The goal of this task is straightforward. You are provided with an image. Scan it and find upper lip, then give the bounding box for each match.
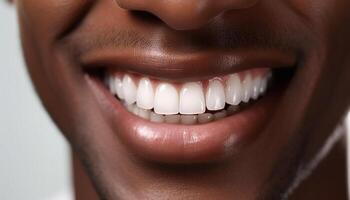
[80,47,297,81]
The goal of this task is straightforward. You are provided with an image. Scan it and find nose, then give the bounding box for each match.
[115,0,259,30]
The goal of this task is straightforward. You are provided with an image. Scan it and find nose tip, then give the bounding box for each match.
[116,0,259,30]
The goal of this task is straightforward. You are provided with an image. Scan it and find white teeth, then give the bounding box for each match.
[179,82,206,114]
[150,112,165,123]
[198,113,214,124]
[107,69,272,124]
[126,103,239,124]
[106,75,112,92]
[108,76,116,94]
[114,77,124,99]
[132,106,139,115]
[181,115,198,125]
[138,108,150,120]
[206,79,225,111]
[252,76,261,100]
[214,110,227,120]
[165,115,181,124]
[259,77,268,94]
[227,105,239,115]
[242,74,253,103]
[126,104,134,112]
[225,74,242,105]
[154,83,179,115]
[136,78,154,110]
[123,75,137,105]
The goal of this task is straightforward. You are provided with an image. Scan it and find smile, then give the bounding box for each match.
[105,69,271,125]
[85,49,296,163]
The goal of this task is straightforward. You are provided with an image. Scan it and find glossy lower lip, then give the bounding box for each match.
[87,74,284,164]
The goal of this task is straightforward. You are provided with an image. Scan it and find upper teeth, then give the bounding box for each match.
[107,69,271,115]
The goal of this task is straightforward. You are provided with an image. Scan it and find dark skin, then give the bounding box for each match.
[10,0,350,199]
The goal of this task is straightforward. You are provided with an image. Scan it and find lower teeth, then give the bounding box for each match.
[123,101,242,125]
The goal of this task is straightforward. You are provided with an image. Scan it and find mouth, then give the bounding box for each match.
[84,49,296,163]
[106,68,272,124]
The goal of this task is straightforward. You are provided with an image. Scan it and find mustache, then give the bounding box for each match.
[65,23,311,56]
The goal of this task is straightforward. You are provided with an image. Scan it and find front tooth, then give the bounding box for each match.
[181,115,198,125]
[206,79,225,111]
[242,74,253,103]
[136,78,154,110]
[114,77,124,99]
[154,83,179,115]
[179,82,205,114]
[123,75,137,105]
[225,74,242,105]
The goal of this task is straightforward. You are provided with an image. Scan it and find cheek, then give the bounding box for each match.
[16,0,95,95]
[288,0,350,36]
[16,0,92,42]
[15,0,97,137]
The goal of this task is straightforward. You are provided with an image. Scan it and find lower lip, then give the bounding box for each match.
[87,75,282,164]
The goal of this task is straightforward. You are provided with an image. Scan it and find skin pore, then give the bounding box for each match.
[12,0,350,199]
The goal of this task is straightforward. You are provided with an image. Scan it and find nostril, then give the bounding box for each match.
[115,0,260,30]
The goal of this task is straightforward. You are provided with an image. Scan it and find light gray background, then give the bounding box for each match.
[1,2,349,200]
[0,3,72,200]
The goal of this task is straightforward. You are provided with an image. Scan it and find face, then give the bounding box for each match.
[14,0,350,199]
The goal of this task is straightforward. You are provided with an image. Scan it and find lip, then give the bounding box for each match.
[81,48,296,81]
[83,49,296,163]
